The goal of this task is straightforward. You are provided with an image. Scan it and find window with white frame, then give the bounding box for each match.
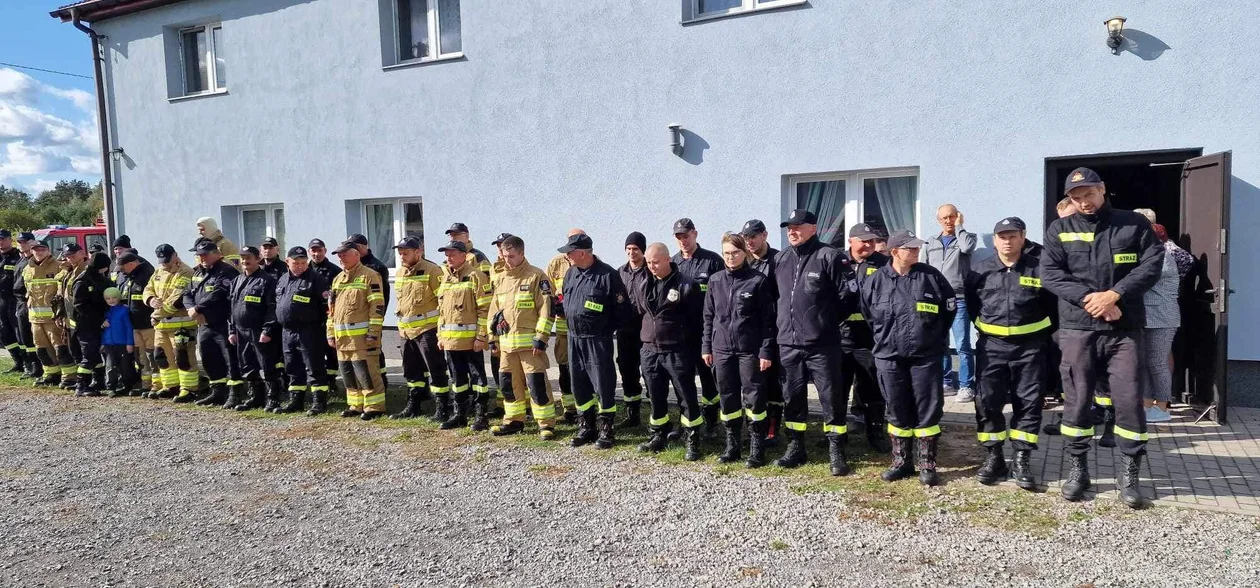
[360,199,424,269]
[395,0,462,63]
[687,0,804,21]
[179,23,225,95]
[787,168,919,247]
[239,204,285,250]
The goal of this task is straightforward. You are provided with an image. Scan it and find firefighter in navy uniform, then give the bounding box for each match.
[307,239,343,396]
[861,230,956,486]
[392,236,449,420]
[228,247,283,411]
[840,223,892,453]
[12,233,42,380]
[671,218,725,437]
[0,230,26,373]
[276,246,332,415]
[617,232,650,427]
[545,235,577,423]
[559,233,631,449]
[259,237,287,280]
[328,240,388,420]
[69,252,111,396]
[117,252,156,395]
[184,240,242,406]
[1042,167,1164,508]
[740,219,783,445]
[964,217,1057,490]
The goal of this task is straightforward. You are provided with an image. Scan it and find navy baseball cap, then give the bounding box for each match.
[239,246,261,258]
[490,232,513,246]
[61,243,83,254]
[261,237,278,247]
[557,233,594,253]
[0,229,10,239]
[154,244,176,261]
[190,240,219,254]
[848,223,879,241]
[333,239,360,254]
[394,236,421,250]
[347,233,369,246]
[1064,167,1104,195]
[993,217,1027,234]
[780,209,818,228]
[16,232,35,242]
[740,219,767,237]
[444,223,470,235]
[32,240,50,250]
[672,218,696,235]
[308,238,326,249]
[887,229,926,250]
[286,246,308,259]
[117,252,140,265]
[438,240,468,253]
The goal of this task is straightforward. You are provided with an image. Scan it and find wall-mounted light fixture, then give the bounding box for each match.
[1105,16,1126,54]
[108,147,125,162]
[668,123,683,156]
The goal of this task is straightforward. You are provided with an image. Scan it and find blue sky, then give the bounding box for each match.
[0,0,103,194]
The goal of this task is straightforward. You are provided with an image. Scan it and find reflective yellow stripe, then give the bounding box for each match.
[1060,424,1095,437]
[1059,232,1095,242]
[744,409,766,422]
[583,300,604,312]
[504,401,528,418]
[476,296,492,306]
[1094,395,1113,406]
[680,413,705,428]
[845,313,865,322]
[719,410,744,422]
[531,402,556,419]
[366,293,384,302]
[405,381,427,389]
[504,334,536,347]
[1019,276,1041,288]
[977,430,1008,442]
[649,415,670,426]
[533,317,550,332]
[1114,253,1137,264]
[333,282,367,290]
[130,294,145,301]
[784,420,807,432]
[1113,426,1149,442]
[598,405,618,414]
[574,398,597,413]
[914,425,941,437]
[1009,429,1039,444]
[700,395,720,406]
[293,294,310,303]
[244,295,261,303]
[823,424,848,435]
[974,317,1052,336]
[916,302,938,314]
[887,424,914,437]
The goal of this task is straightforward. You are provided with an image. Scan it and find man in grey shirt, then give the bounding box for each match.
[924,204,977,402]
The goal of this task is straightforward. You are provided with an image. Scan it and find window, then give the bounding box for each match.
[787,168,919,247]
[360,199,424,269]
[395,0,461,63]
[179,23,225,95]
[239,204,285,250]
[686,0,804,21]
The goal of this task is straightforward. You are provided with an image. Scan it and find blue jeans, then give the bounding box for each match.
[943,297,974,389]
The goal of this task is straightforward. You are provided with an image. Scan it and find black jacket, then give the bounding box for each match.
[361,251,392,305]
[229,269,278,337]
[12,255,30,312]
[672,247,724,294]
[261,257,287,281]
[860,263,957,359]
[964,253,1056,340]
[617,262,650,334]
[310,258,342,287]
[1041,203,1164,331]
[840,250,889,350]
[119,259,156,328]
[0,247,20,299]
[562,257,630,339]
[276,268,330,328]
[748,246,779,281]
[629,264,703,351]
[773,236,856,348]
[183,260,240,326]
[70,265,110,333]
[702,264,776,358]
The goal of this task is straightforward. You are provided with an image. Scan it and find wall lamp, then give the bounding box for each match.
[668,123,683,156]
[108,147,125,162]
[1105,16,1126,54]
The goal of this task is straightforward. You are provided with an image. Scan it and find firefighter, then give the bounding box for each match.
[671,218,725,436]
[228,247,283,411]
[327,240,388,420]
[12,232,42,380]
[276,246,332,415]
[435,239,492,430]
[348,234,391,386]
[701,233,777,467]
[740,219,783,446]
[487,232,513,414]
[486,235,556,439]
[631,243,705,460]
[308,238,342,395]
[196,217,241,267]
[860,230,956,486]
[110,235,131,284]
[1042,167,1164,508]
[117,252,157,395]
[142,245,198,398]
[545,230,580,423]
[0,229,25,373]
[617,231,649,427]
[840,223,893,453]
[964,217,1056,490]
[446,223,497,405]
[56,244,88,390]
[392,236,449,420]
[184,240,242,406]
[68,251,111,395]
[26,240,70,387]
[259,237,287,280]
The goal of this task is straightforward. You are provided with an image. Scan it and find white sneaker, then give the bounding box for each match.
[956,387,975,402]
[1146,405,1172,423]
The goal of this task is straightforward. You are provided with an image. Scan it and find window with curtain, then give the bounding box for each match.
[365,203,397,268]
[796,180,846,246]
[238,205,285,250]
[863,176,917,234]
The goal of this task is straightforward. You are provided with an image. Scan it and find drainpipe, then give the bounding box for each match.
[72,9,117,245]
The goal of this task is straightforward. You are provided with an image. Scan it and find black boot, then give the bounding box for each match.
[439,394,468,429]
[618,402,641,429]
[491,420,525,436]
[746,420,767,468]
[881,436,916,482]
[1117,453,1147,509]
[392,386,426,419]
[192,383,226,406]
[158,387,179,400]
[430,393,451,423]
[917,436,939,487]
[684,427,702,461]
[828,435,850,477]
[34,372,60,387]
[865,420,892,453]
[639,424,670,453]
[92,367,107,393]
[1011,449,1036,491]
[235,381,267,411]
[7,350,25,374]
[718,420,742,464]
[305,389,328,416]
[1061,454,1091,502]
[276,384,305,414]
[340,407,362,418]
[774,430,807,468]
[220,382,243,409]
[703,405,719,440]
[264,382,285,413]
[571,411,597,447]
[75,374,98,397]
[470,395,490,432]
[595,414,615,449]
[976,444,1009,485]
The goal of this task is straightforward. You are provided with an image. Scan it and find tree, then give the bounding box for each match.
[31,180,104,227]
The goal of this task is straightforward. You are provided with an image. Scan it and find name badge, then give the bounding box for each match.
[916,302,939,314]
[293,294,311,303]
[244,295,261,303]
[1114,253,1138,264]
[584,300,604,312]
[1019,276,1042,288]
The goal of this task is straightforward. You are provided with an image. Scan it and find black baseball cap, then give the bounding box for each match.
[780,209,818,228]
[348,233,369,246]
[112,235,131,248]
[61,243,83,254]
[740,219,767,237]
[438,240,468,253]
[16,232,35,242]
[32,240,50,250]
[240,246,261,258]
[308,238,326,249]
[333,239,360,254]
[394,236,421,250]
[490,232,513,246]
[1064,167,1104,195]
[993,217,1027,234]
[261,237,278,247]
[557,233,594,253]
[287,246,308,259]
[190,240,220,255]
[887,229,926,250]
[848,223,879,241]
[154,244,176,261]
[117,252,140,265]
[0,229,10,239]
[672,218,696,235]
[445,223,470,235]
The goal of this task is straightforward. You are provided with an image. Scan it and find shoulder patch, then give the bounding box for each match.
[946,298,957,311]
[539,280,552,294]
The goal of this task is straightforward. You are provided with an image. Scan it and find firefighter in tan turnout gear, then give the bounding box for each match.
[326,240,388,420]
[25,240,74,387]
[144,244,199,398]
[436,239,493,431]
[391,236,450,420]
[486,235,557,439]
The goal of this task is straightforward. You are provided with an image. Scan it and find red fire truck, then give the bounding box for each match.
[33,221,109,253]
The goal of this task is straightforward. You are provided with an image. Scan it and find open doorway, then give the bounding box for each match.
[1043,148,1202,235]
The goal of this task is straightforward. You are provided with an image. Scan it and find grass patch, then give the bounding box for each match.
[768,539,789,551]
[527,464,572,478]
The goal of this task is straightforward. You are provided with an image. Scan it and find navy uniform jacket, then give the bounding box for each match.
[840,250,889,350]
[964,253,1056,340]
[617,262,649,335]
[261,257,287,281]
[183,260,240,326]
[276,268,330,329]
[702,264,777,359]
[672,246,724,294]
[748,246,780,281]
[629,264,703,352]
[1041,203,1164,331]
[860,263,956,360]
[562,257,630,339]
[228,269,278,338]
[0,247,20,299]
[119,260,156,328]
[773,236,856,348]
[70,268,110,333]
[310,258,342,287]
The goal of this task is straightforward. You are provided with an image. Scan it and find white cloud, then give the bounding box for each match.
[29,179,60,194]
[0,67,100,184]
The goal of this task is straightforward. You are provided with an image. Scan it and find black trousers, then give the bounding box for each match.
[764,359,784,410]
[402,330,449,396]
[236,327,280,383]
[642,348,702,428]
[0,296,18,357]
[1058,329,1147,457]
[283,325,327,390]
[976,335,1046,450]
[103,344,136,390]
[616,329,643,403]
[197,323,239,384]
[15,305,35,358]
[840,346,885,426]
[324,343,339,382]
[75,328,102,380]
[446,349,488,402]
[713,351,766,424]
[781,345,847,436]
[569,335,617,413]
[688,341,719,409]
[875,355,944,438]
[67,327,83,367]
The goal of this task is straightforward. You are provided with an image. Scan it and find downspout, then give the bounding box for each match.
[72,9,117,245]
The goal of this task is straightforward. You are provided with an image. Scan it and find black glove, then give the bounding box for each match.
[532,338,547,351]
[492,311,509,336]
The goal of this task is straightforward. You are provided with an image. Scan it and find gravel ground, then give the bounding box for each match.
[3,389,1259,588]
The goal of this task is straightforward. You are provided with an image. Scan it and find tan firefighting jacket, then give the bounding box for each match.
[208,232,241,267]
[326,262,386,352]
[545,253,571,335]
[487,259,553,353]
[437,260,490,351]
[394,256,443,339]
[22,256,62,324]
[144,260,196,331]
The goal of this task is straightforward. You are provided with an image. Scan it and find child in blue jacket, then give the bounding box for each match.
[101,287,136,397]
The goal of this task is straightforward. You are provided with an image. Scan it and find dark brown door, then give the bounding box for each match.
[1179,151,1231,423]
